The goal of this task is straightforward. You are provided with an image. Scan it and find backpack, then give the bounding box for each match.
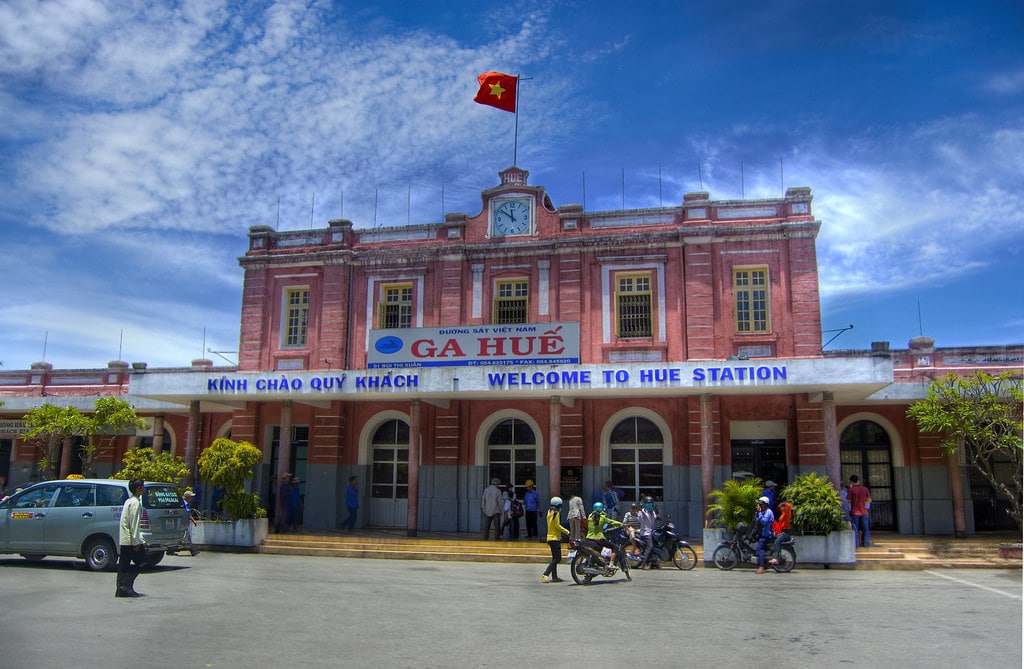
[509,498,524,518]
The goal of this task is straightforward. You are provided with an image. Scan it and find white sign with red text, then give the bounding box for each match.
[367,323,580,368]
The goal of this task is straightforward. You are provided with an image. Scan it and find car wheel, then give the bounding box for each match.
[84,537,117,572]
[143,552,165,569]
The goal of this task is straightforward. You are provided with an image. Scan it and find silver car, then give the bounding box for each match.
[0,478,188,571]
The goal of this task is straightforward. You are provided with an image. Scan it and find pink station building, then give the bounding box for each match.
[1,166,1020,536]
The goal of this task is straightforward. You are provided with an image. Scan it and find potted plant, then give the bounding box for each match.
[703,477,763,561]
[779,472,855,564]
[194,437,268,548]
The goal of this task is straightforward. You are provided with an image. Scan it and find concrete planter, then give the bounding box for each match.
[701,528,856,566]
[702,528,726,563]
[191,518,269,547]
[793,530,856,565]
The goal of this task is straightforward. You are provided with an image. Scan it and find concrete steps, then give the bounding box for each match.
[261,533,552,564]
[851,539,1022,571]
[259,531,1021,570]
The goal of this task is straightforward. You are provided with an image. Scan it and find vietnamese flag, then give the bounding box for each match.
[474,72,517,113]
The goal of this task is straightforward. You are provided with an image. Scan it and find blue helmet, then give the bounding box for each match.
[592,501,604,512]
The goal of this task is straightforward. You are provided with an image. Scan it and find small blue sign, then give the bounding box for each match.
[375,336,404,355]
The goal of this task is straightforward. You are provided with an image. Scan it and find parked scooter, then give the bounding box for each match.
[624,518,698,570]
[712,522,796,573]
[569,527,633,584]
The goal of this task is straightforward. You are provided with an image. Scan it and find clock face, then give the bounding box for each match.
[493,199,531,236]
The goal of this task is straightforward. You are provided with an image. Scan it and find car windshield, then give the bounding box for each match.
[143,485,183,510]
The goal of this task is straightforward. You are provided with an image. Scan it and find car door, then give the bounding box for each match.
[44,483,97,554]
[1,484,60,553]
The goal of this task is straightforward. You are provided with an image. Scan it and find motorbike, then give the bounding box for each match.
[624,518,698,570]
[568,527,633,584]
[712,522,796,573]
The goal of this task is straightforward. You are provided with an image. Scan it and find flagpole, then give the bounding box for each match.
[513,75,520,167]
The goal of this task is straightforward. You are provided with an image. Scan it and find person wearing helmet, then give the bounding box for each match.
[754,496,776,574]
[637,496,659,569]
[585,501,624,566]
[523,479,541,540]
[541,497,570,583]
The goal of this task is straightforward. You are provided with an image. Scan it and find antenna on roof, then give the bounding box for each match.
[118,329,124,361]
[582,171,587,212]
[917,300,924,336]
[740,161,745,199]
[821,324,855,351]
[373,189,379,229]
[275,197,280,230]
[310,192,315,229]
[407,184,411,226]
[340,187,344,218]
[780,158,785,195]
[441,181,445,221]
[621,168,625,209]
[697,162,703,191]
[42,331,48,362]
[659,166,663,207]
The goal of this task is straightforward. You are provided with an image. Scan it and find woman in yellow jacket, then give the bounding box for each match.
[541,496,570,583]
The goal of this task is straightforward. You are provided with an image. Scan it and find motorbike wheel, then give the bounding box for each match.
[673,545,698,571]
[771,546,796,573]
[712,544,739,571]
[570,553,594,585]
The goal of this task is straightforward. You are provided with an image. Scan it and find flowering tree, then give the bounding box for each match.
[22,398,145,479]
[908,371,1023,529]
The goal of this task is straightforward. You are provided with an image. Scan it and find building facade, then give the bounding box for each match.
[2,167,1020,535]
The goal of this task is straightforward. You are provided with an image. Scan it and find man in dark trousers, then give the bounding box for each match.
[847,475,872,547]
[116,479,147,598]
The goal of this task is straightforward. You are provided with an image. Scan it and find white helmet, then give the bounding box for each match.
[550,496,563,507]
[758,496,771,505]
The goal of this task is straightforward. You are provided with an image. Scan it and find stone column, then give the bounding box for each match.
[823,392,841,488]
[277,401,293,482]
[700,394,714,521]
[549,397,562,500]
[407,399,421,537]
[59,437,74,479]
[185,400,200,485]
[152,414,165,454]
[947,452,968,538]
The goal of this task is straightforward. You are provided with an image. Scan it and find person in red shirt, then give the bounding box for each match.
[769,500,793,565]
[847,475,872,547]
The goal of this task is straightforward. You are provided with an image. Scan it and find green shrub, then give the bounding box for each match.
[780,472,846,535]
[197,437,265,520]
[707,478,763,530]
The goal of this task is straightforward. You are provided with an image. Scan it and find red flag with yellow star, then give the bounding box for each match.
[474,72,517,113]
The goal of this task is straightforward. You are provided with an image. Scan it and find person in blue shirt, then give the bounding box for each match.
[181,489,200,556]
[343,476,359,532]
[523,479,541,540]
[754,496,776,574]
[761,480,778,514]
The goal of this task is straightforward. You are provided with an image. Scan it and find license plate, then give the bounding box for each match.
[164,518,178,530]
[568,550,576,559]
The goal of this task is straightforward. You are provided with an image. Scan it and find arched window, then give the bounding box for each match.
[610,416,664,503]
[840,420,894,531]
[487,418,536,493]
[372,419,409,499]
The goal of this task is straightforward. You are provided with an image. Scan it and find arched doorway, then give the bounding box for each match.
[840,420,895,531]
[368,418,410,528]
[609,415,665,504]
[486,418,537,498]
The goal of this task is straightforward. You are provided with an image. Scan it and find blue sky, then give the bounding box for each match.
[1,0,1021,369]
